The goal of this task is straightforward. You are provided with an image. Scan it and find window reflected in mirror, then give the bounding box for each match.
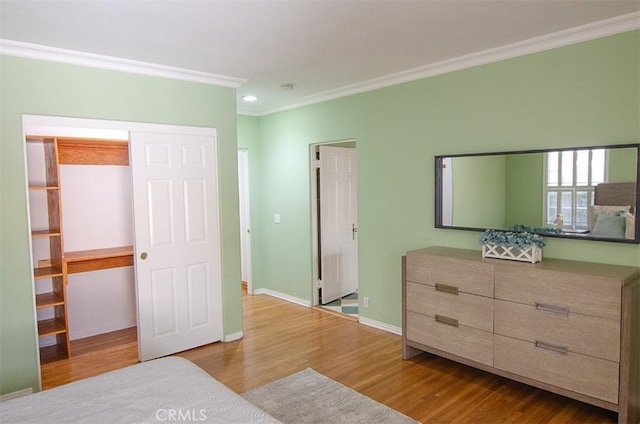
[544,148,606,231]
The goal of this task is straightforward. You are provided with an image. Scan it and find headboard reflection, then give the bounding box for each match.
[592,182,637,241]
[594,182,637,212]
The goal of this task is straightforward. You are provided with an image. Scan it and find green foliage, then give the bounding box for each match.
[510,224,561,235]
[479,229,546,248]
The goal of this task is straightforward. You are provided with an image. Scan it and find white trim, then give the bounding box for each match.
[23,115,216,137]
[21,127,43,392]
[254,287,401,336]
[309,144,321,307]
[0,39,247,89]
[253,288,312,307]
[0,388,33,402]
[358,317,402,336]
[308,139,357,307]
[244,11,640,116]
[5,12,636,116]
[223,331,243,342]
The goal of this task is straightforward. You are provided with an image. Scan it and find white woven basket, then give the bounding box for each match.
[482,243,542,263]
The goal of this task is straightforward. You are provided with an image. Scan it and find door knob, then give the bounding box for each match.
[140,252,148,260]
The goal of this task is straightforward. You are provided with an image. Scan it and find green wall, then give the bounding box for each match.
[238,31,640,328]
[452,155,506,228]
[609,147,638,182]
[505,153,545,228]
[0,56,242,395]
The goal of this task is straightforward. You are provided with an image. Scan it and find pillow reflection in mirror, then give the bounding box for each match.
[589,205,631,232]
[592,214,626,238]
[625,212,635,240]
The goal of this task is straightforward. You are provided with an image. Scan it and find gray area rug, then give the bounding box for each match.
[241,368,419,424]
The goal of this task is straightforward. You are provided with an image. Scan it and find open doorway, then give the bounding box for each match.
[238,148,252,294]
[310,140,358,318]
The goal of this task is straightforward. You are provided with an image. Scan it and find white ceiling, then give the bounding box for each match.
[1,1,639,116]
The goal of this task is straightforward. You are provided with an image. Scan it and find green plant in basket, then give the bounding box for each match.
[479,229,546,249]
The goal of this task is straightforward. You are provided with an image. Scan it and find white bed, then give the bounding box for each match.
[0,357,281,423]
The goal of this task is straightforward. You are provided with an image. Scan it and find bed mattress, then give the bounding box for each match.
[0,357,281,423]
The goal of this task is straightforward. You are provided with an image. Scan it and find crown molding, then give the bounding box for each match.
[0,39,247,88]
[253,11,640,117]
[2,11,637,115]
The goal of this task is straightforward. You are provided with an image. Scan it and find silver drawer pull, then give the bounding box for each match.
[435,314,459,327]
[535,302,568,316]
[435,283,459,295]
[535,340,568,355]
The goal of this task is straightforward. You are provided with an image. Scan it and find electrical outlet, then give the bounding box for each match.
[363,296,369,308]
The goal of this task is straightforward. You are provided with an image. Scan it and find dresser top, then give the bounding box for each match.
[407,246,640,283]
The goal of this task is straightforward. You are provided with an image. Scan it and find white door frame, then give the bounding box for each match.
[22,115,224,372]
[309,139,357,306]
[238,148,252,294]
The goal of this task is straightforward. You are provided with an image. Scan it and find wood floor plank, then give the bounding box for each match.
[41,293,618,423]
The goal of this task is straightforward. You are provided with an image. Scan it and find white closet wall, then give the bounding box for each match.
[60,165,136,340]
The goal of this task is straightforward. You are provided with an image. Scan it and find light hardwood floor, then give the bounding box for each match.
[42,293,617,423]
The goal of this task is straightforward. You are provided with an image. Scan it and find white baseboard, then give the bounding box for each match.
[254,288,401,336]
[223,331,243,342]
[0,388,33,402]
[253,288,311,307]
[358,317,402,336]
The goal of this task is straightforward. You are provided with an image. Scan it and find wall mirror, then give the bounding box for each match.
[435,144,640,244]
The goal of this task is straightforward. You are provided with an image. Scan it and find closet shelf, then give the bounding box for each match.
[34,266,63,279]
[32,230,62,238]
[36,292,65,309]
[39,345,68,365]
[37,318,67,338]
[64,246,134,274]
[28,186,59,191]
[57,138,129,166]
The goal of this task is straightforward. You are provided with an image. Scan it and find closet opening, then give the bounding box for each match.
[25,134,138,385]
[24,115,225,389]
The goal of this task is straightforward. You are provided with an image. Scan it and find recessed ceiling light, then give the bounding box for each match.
[242,95,258,102]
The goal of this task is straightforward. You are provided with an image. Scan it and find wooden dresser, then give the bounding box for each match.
[402,246,640,424]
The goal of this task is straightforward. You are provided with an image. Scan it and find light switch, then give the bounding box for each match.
[274,214,281,224]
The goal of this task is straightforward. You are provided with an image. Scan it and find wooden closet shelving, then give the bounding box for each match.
[64,246,134,274]
[26,136,71,363]
[35,292,65,308]
[26,135,132,365]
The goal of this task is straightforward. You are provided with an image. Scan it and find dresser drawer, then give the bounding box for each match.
[406,282,493,332]
[494,335,619,404]
[406,254,493,297]
[407,311,493,366]
[494,300,620,362]
[494,266,621,321]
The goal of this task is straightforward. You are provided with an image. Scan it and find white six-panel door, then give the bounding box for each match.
[131,130,222,361]
[319,145,358,304]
